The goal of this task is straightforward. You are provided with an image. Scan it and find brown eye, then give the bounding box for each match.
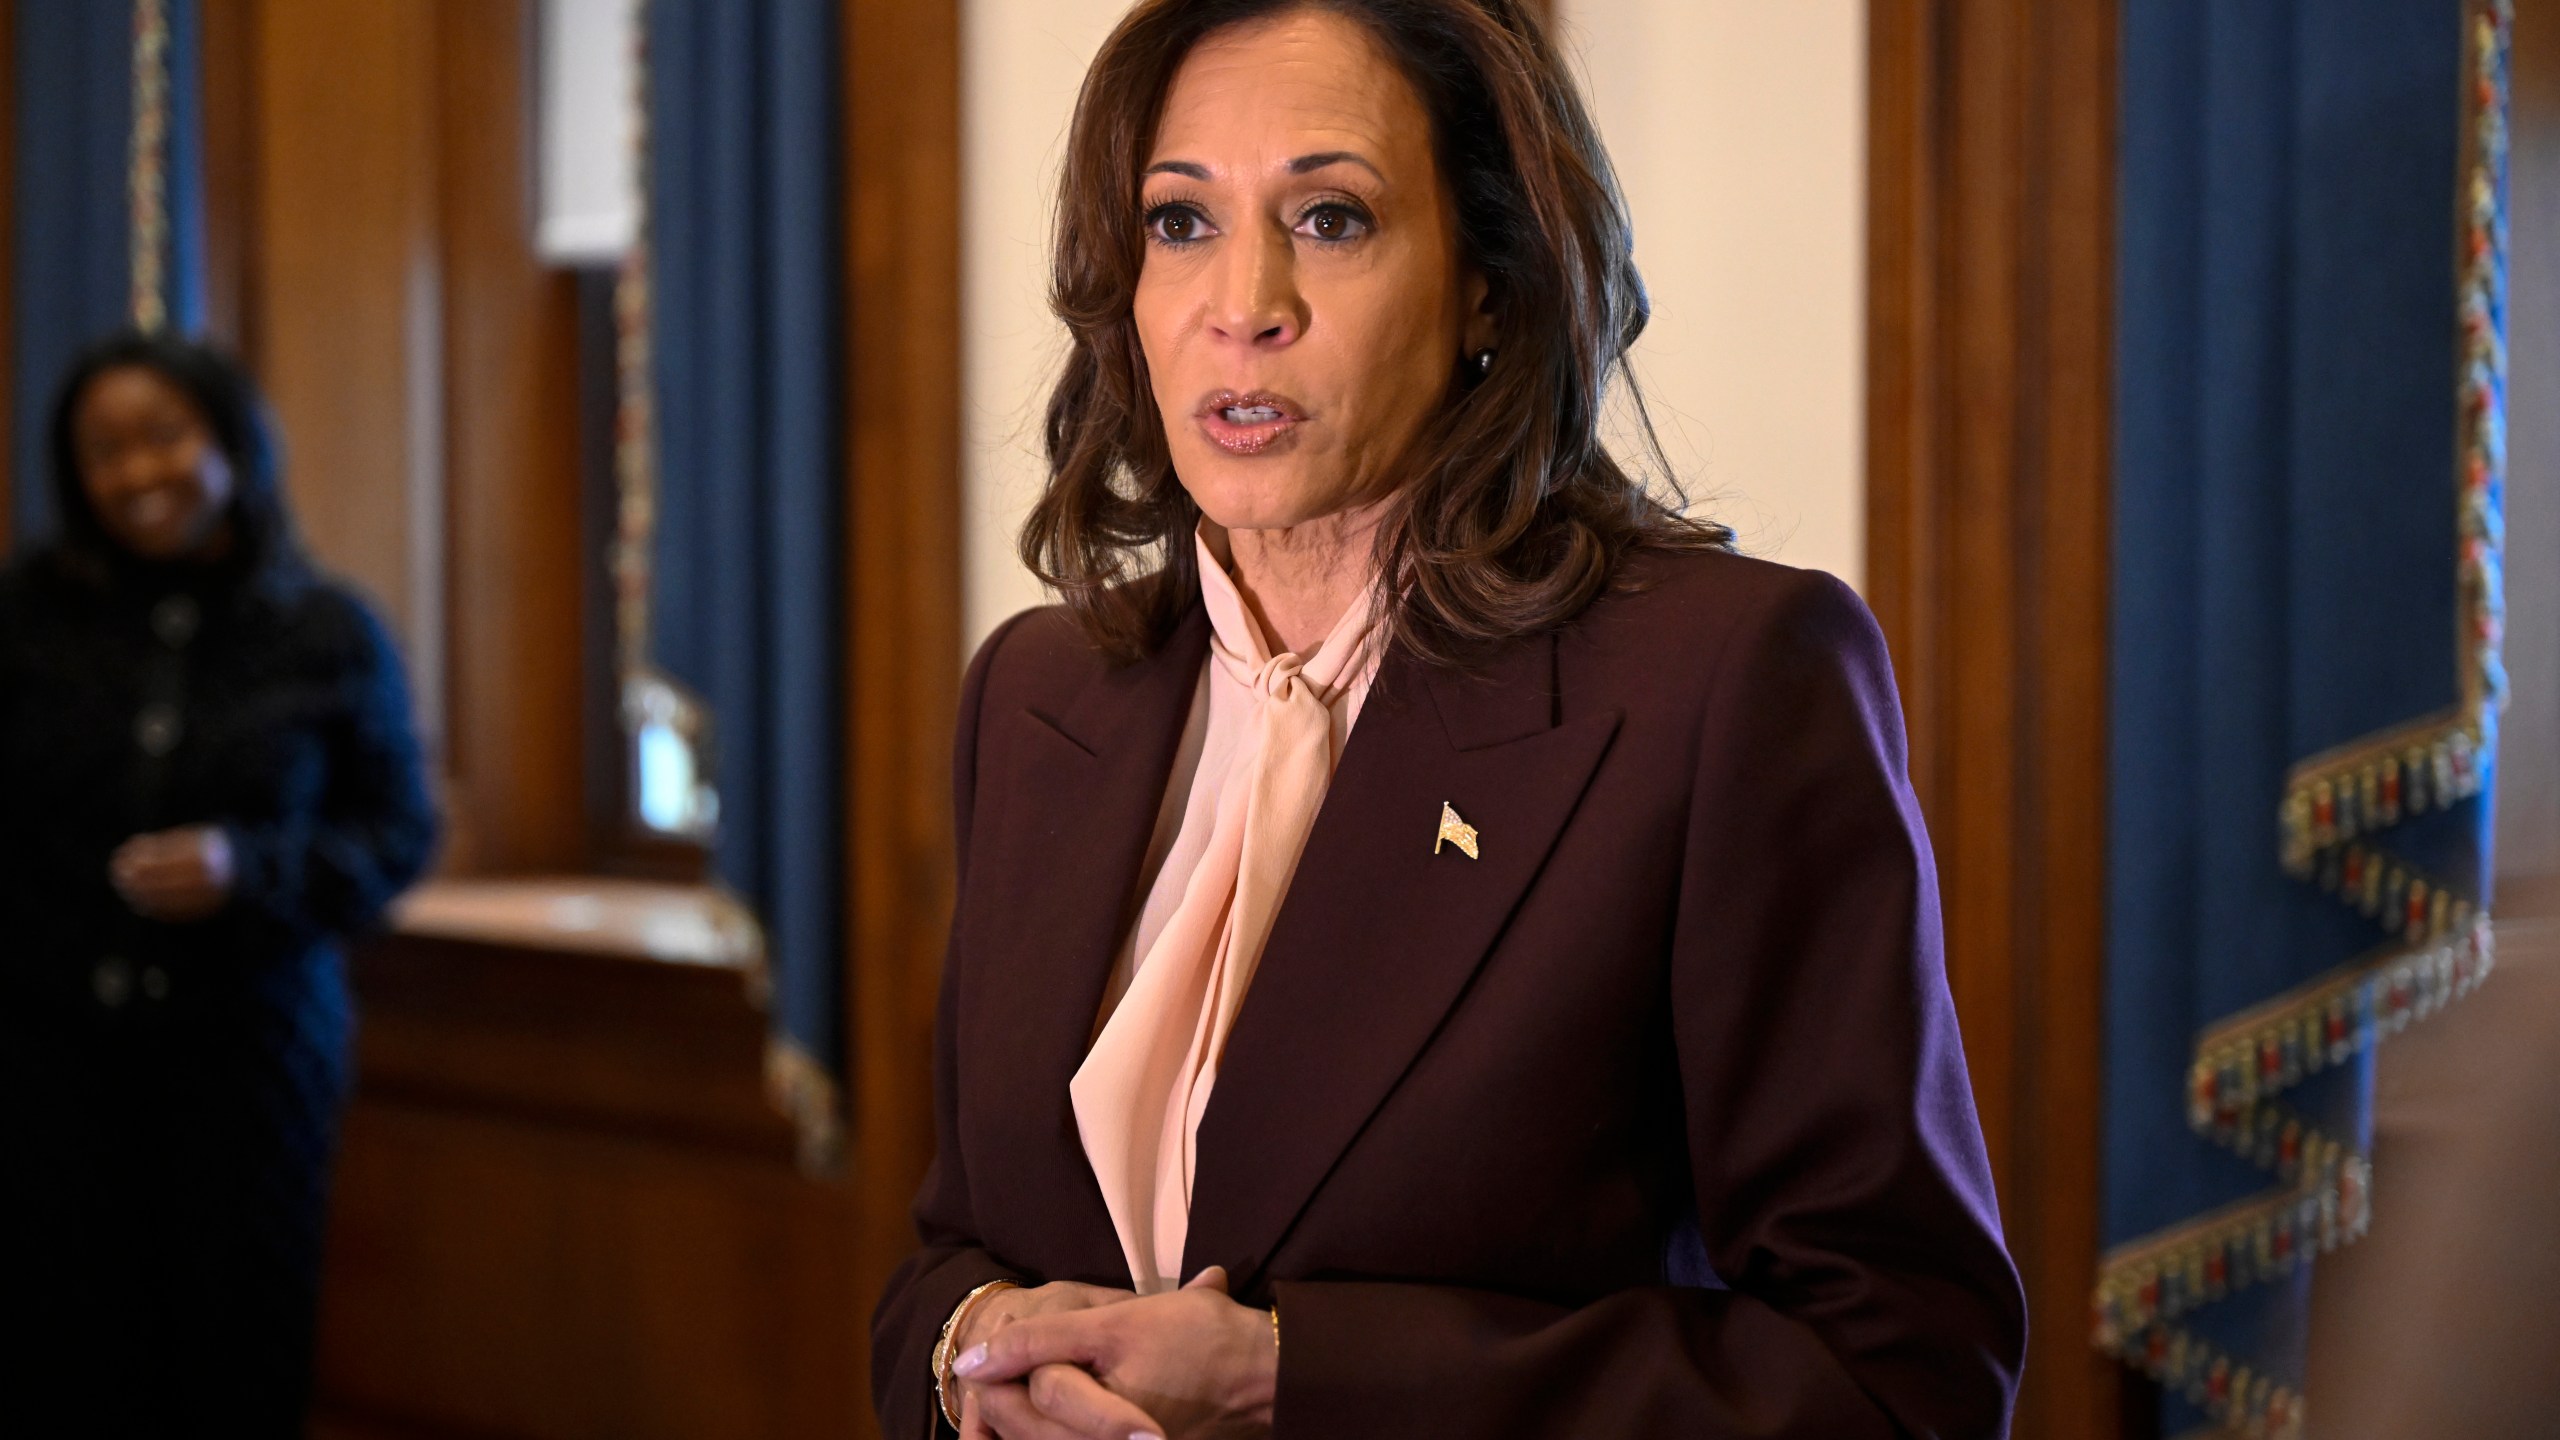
[1298,202,1370,244]
[1143,201,1209,246]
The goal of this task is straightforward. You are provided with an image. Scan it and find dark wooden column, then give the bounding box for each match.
[1866,2,2122,1436]
[431,0,588,876]
[844,0,965,1431]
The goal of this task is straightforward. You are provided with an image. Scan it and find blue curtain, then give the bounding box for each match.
[644,0,844,1155]
[2101,1,2507,1434]
[10,0,204,545]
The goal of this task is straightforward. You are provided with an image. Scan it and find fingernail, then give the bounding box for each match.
[952,1343,986,1377]
[1131,1433,1164,1440]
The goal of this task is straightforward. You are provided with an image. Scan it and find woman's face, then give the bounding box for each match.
[1135,9,1493,534]
[72,364,236,562]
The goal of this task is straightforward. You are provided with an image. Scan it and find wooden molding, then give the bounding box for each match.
[844,0,965,1432]
[249,0,445,719]
[200,0,260,361]
[1866,1,2123,1435]
[431,0,587,876]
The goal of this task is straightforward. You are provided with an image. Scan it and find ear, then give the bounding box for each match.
[1460,265,1499,356]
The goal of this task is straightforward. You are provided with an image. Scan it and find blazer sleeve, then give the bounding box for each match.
[1266,571,2027,1439]
[871,608,1046,1440]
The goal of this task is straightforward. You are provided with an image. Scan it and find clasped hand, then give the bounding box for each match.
[948,1266,1277,1440]
[110,825,235,922]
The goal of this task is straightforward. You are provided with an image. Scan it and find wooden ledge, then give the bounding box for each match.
[389,876,765,972]
[352,877,787,1156]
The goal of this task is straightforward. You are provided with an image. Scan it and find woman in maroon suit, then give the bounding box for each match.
[874,2,2026,1436]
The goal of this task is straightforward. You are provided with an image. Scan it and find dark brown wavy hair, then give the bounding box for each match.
[1024,0,1732,665]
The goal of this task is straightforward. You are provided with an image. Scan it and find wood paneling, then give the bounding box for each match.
[250,0,444,727]
[238,0,584,876]
[844,0,966,1430]
[432,0,587,875]
[315,909,858,1440]
[1866,2,2121,1437]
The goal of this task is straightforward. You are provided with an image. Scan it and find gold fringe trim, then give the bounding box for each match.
[129,0,173,331]
[2279,720,2484,878]
[2096,1147,2369,1345]
[2188,921,2493,1126]
[2102,1321,2307,1440]
[716,893,849,1177]
[765,1039,846,1176]
[2196,1097,2344,1185]
[2306,842,2474,939]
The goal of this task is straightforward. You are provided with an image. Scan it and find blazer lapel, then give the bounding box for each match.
[962,604,1208,1285]
[1182,630,1622,1287]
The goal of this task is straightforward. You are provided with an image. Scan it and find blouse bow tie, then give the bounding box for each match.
[1071,540,1385,1293]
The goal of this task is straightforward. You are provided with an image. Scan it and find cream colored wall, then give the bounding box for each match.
[1551,0,1867,590]
[960,0,1869,654]
[961,0,1129,653]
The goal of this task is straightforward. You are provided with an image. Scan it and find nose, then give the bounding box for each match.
[1207,226,1305,348]
[115,444,181,495]
[87,443,156,498]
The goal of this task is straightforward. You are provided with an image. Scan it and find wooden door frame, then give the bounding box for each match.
[1866,2,2126,1436]
[843,0,965,1431]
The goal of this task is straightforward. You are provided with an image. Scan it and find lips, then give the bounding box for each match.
[126,491,179,530]
[1195,388,1308,456]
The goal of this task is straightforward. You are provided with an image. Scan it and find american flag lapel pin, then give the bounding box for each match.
[1435,801,1480,860]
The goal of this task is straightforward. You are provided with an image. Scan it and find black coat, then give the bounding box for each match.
[0,548,436,1435]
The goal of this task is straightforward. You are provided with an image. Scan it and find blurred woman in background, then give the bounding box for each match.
[0,331,437,1435]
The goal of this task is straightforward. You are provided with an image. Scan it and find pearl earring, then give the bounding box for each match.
[1473,348,1495,375]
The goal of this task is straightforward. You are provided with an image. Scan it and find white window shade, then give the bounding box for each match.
[536,0,640,265]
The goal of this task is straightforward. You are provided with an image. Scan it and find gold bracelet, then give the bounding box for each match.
[1268,1303,1281,1354]
[933,1278,1018,1430]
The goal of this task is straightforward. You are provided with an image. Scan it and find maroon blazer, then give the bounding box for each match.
[873,548,2026,1439]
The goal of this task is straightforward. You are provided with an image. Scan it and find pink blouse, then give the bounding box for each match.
[1069,530,1386,1293]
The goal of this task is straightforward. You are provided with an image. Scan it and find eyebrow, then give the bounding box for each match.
[1288,150,1382,178]
[1141,151,1386,182]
